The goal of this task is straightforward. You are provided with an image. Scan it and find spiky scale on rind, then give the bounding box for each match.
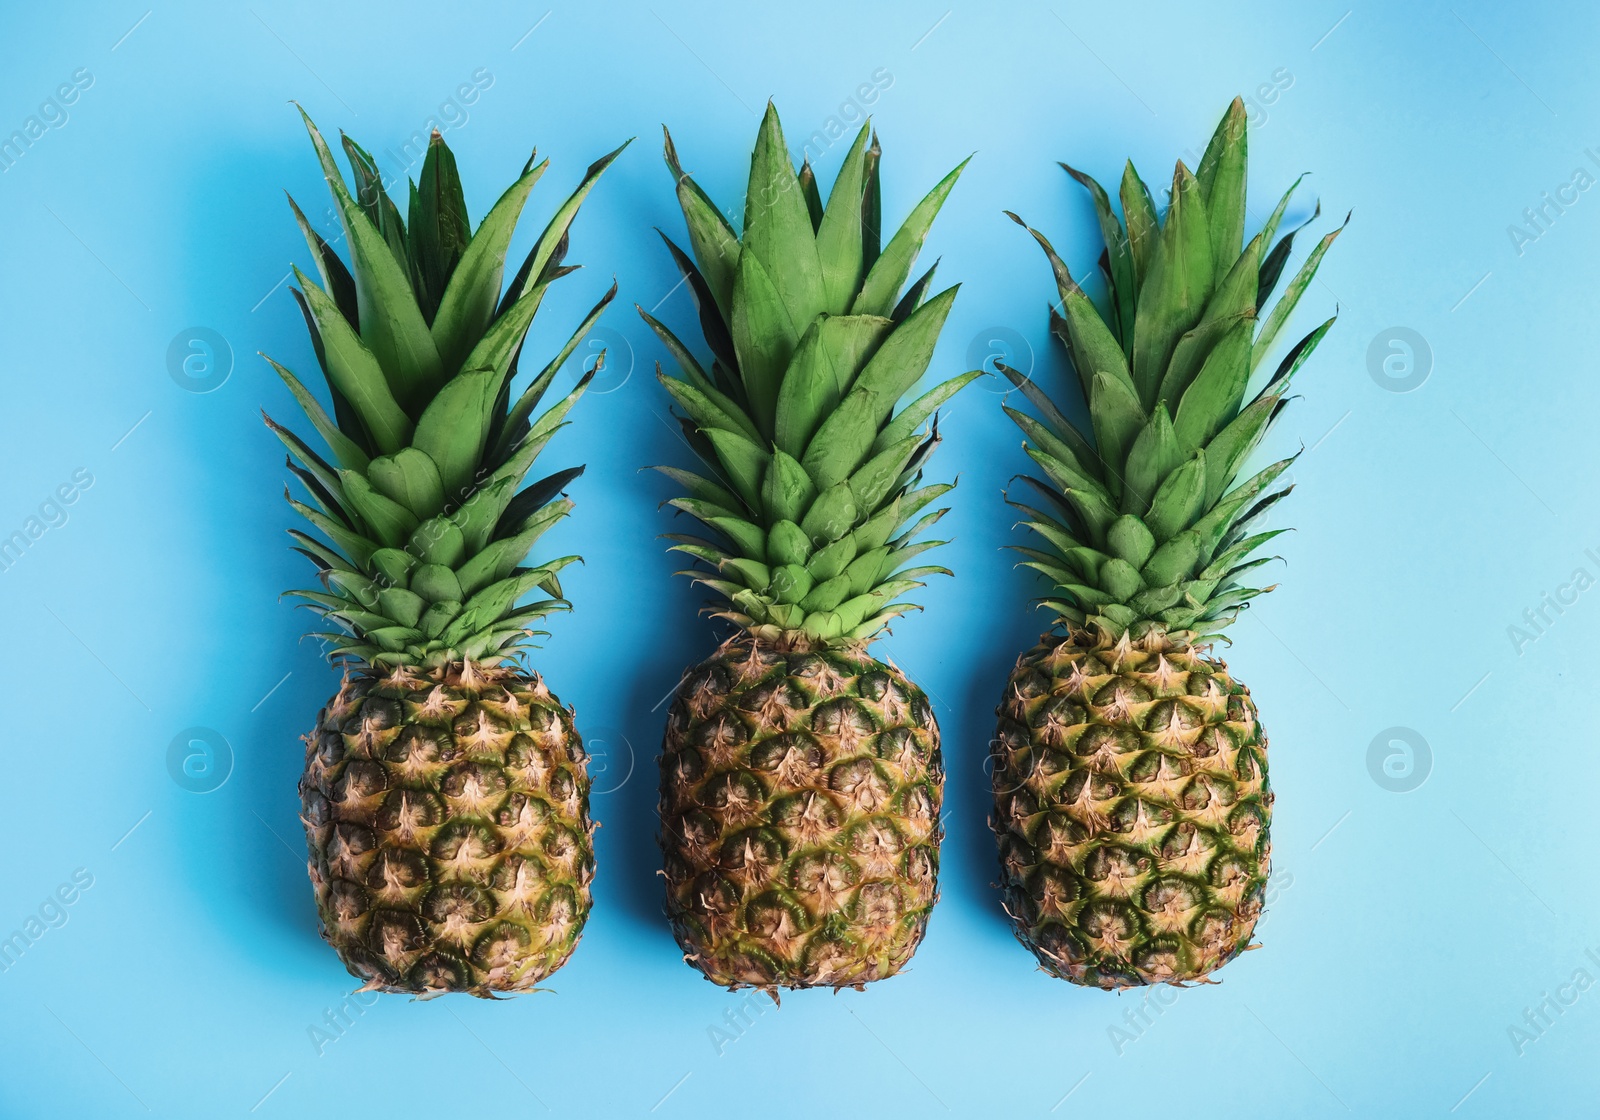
[302,662,594,998]
[992,628,1269,990]
[660,636,942,992]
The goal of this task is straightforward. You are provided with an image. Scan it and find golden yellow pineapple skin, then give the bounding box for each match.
[660,637,943,993]
[300,661,594,998]
[992,628,1271,989]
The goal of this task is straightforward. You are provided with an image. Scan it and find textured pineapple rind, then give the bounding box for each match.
[660,636,943,993]
[300,660,594,998]
[992,627,1271,989]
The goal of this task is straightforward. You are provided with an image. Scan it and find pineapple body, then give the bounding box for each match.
[992,628,1269,989]
[991,98,1338,984]
[269,113,623,992]
[301,662,594,997]
[661,637,942,991]
[648,104,975,991]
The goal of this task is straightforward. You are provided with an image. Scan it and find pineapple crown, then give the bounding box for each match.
[265,108,628,669]
[643,102,981,650]
[1005,97,1344,645]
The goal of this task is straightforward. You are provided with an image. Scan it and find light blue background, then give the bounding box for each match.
[0,1,1594,1117]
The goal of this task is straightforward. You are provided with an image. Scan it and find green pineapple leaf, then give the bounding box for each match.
[1253,213,1349,371]
[1122,402,1183,515]
[1172,316,1253,453]
[263,359,369,471]
[653,108,970,645]
[852,159,968,318]
[664,126,740,316]
[1004,100,1337,641]
[430,153,544,378]
[411,369,499,503]
[730,248,800,440]
[366,448,446,520]
[286,193,358,326]
[291,267,413,454]
[1129,162,1213,408]
[772,315,891,456]
[743,103,826,337]
[1195,97,1248,286]
[299,108,443,415]
[409,132,472,326]
[815,124,872,314]
[1119,162,1159,292]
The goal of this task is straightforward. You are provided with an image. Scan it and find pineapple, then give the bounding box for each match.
[991,98,1343,989]
[265,109,626,997]
[645,105,979,993]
